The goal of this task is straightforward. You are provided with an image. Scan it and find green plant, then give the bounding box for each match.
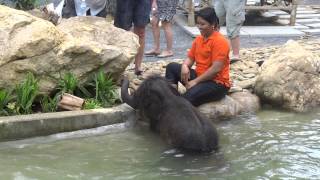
[13,0,40,10]
[0,89,14,116]
[93,69,117,107]
[83,98,102,109]
[40,95,58,113]
[58,72,79,95]
[7,102,17,115]
[14,72,39,114]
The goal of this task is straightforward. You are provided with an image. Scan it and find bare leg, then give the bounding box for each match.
[230,36,240,58]
[157,21,173,58]
[149,16,160,53]
[133,26,146,73]
[162,21,173,54]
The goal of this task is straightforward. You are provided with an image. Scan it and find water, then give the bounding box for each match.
[0,108,319,179]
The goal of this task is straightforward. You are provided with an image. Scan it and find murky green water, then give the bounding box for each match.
[0,108,319,180]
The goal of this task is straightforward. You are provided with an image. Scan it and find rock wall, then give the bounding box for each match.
[0,5,139,94]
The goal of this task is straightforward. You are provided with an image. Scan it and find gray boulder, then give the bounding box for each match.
[254,40,320,112]
[198,90,260,121]
[0,5,139,94]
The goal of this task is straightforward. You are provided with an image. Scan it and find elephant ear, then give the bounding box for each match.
[121,77,137,109]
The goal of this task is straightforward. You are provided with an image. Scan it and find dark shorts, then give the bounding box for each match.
[114,0,151,30]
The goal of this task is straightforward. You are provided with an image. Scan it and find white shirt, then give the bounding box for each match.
[74,0,107,16]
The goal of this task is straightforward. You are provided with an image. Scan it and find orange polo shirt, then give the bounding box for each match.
[188,31,230,88]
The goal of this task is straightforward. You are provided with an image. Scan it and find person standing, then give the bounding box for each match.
[145,0,178,58]
[165,7,230,106]
[114,0,152,75]
[214,0,246,63]
[61,0,108,18]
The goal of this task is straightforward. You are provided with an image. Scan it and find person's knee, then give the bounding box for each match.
[151,18,159,27]
[226,18,242,39]
[162,21,171,27]
[227,26,241,39]
[134,26,146,39]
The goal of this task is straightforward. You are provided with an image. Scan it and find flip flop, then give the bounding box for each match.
[230,57,241,64]
[144,51,160,57]
[157,53,174,58]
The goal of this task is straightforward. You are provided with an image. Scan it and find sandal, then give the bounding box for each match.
[157,51,174,58]
[230,57,241,64]
[145,50,160,57]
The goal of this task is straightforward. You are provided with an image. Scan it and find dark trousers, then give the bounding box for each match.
[165,62,229,106]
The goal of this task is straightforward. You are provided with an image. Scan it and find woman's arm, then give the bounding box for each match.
[186,60,224,89]
[181,57,195,84]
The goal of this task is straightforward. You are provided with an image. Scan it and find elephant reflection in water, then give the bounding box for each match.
[121,75,219,153]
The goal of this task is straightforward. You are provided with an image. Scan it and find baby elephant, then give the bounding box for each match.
[121,75,219,153]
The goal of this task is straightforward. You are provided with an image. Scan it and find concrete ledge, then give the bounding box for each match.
[0,104,135,142]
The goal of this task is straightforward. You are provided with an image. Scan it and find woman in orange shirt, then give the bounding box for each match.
[165,7,230,106]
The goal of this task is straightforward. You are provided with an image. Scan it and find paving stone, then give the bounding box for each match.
[279,14,320,19]
[307,23,320,28]
[297,10,319,14]
[269,10,288,15]
[302,29,320,34]
[240,26,304,37]
[296,18,320,23]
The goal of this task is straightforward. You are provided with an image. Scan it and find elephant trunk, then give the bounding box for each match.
[121,77,137,109]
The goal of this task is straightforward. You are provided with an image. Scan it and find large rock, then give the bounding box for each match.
[0,5,139,94]
[198,90,260,121]
[229,90,260,113]
[198,96,242,121]
[254,40,320,112]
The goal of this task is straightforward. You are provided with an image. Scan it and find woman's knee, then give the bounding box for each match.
[151,17,159,27]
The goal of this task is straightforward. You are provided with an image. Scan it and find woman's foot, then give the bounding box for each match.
[145,49,160,57]
[157,51,174,58]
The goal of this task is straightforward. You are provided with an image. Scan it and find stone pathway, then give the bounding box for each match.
[270,6,320,35]
[178,0,320,37]
[248,0,320,35]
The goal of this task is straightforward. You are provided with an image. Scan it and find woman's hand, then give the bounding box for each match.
[181,64,190,85]
[152,0,157,14]
[186,80,197,89]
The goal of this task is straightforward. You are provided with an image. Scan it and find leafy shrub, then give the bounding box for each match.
[40,95,58,113]
[83,98,102,110]
[93,69,117,107]
[58,72,79,95]
[13,0,39,10]
[14,72,39,114]
[0,89,14,116]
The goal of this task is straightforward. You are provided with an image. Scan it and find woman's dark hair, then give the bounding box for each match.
[195,7,219,27]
